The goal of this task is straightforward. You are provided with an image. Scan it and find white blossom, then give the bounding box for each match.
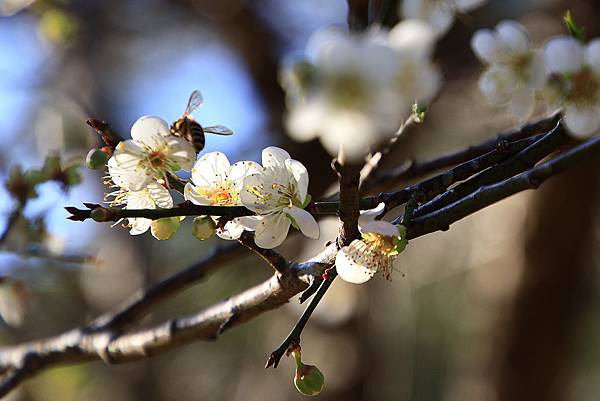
[401,0,487,37]
[184,151,260,240]
[240,147,319,249]
[107,158,173,236]
[543,36,600,138]
[108,116,196,191]
[336,203,407,284]
[388,19,442,106]
[471,21,546,122]
[282,27,406,161]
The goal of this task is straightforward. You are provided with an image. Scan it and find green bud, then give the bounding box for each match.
[151,217,180,240]
[192,216,216,240]
[292,351,325,396]
[90,207,111,222]
[63,166,82,187]
[86,148,110,170]
[42,155,62,178]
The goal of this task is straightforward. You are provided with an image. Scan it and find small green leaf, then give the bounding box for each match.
[564,10,586,42]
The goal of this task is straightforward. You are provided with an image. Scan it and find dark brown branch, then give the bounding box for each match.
[237,232,288,274]
[405,133,600,239]
[265,269,337,369]
[65,198,383,223]
[365,113,561,191]
[413,121,566,217]
[383,134,544,210]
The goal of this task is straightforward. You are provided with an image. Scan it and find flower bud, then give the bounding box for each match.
[192,216,216,240]
[292,351,324,396]
[86,148,110,170]
[90,207,112,222]
[151,217,180,240]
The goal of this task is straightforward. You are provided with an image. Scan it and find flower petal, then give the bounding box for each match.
[237,216,260,231]
[471,29,500,63]
[285,159,309,204]
[228,161,262,188]
[108,155,149,191]
[563,105,600,139]
[496,20,530,54]
[165,137,196,171]
[191,151,231,187]
[126,189,155,209]
[361,221,399,237]
[184,183,213,205]
[129,218,152,235]
[286,206,319,239]
[240,173,277,213]
[130,116,171,148]
[358,202,386,227]
[254,213,291,249]
[262,147,291,169]
[585,39,600,75]
[216,219,246,240]
[285,99,328,142]
[389,19,436,59]
[147,182,173,208]
[336,242,378,284]
[455,0,486,11]
[544,36,584,74]
[478,65,516,106]
[507,89,535,122]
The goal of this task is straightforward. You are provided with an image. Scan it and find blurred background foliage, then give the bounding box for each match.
[1,0,600,400]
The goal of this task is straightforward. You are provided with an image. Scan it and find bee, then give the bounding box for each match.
[170,90,234,153]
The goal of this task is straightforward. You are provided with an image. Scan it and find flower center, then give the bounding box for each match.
[211,188,234,206]
[326,71,368,109]
[566,68,600,107]
[148,151,167,168]
[362,232,398,256]
[509,53,532,81]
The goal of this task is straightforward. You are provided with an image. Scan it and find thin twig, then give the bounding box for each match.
[65,197,384,223]
[405,133,600,239]
[413,121,566,217]
[364,113,561,191]
[265,269,337,369]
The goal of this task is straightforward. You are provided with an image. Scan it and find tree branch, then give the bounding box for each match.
[404,133,600,239]
[2,117,599,398]
[364,113,561,191]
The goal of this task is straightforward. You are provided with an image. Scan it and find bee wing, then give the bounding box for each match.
[203,125,234,136]
[184,90,204,116]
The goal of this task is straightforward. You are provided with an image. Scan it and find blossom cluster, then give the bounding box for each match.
[105,115,319,249]
[281,19,441,161]
[472,20,600,138]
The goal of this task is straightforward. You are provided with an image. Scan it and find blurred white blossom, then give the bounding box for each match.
[282,23,440,161]
[184,152,260,240]
[240,147,319,249]
[282,27,406,161]
[389,20,442,106]
[401,0,487,37]
[336,203,407,284]
[544,36,600,138]
[108,116,195,191]
[471,21,546,122]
